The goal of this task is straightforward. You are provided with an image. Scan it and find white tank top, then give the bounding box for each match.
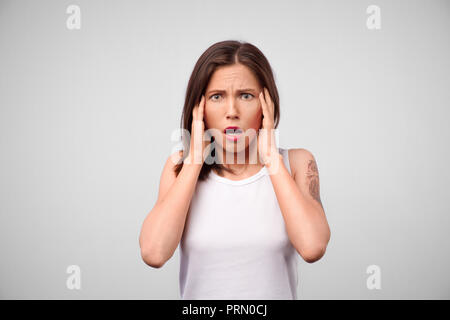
[179,147,298,299]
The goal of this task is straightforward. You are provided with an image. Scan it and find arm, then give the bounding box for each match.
[139,150,202,268]
[267,148,331,263]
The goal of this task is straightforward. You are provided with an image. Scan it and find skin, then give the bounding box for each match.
[190,63,331,262]
[139,63,331,268]
[203,63,265,179]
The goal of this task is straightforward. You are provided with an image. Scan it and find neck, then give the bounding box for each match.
[215,144,263,171]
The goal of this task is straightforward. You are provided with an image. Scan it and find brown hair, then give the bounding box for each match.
[173,40,280,181]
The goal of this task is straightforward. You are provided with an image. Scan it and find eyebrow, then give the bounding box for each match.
[206,88,257,95]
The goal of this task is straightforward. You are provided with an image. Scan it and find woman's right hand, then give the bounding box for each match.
[184,95,211,166]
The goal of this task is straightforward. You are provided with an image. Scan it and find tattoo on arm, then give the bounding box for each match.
[306,159,323,208]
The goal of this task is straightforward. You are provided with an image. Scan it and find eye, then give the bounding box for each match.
[210,94,221,101]
[209,93,254,101]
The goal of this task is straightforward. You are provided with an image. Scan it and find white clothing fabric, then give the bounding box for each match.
[179,147,298,299]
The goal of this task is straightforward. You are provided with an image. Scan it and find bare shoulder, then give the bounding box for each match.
[156,149,184,205]
[287,148,318,179]
[162,149,184,174]
[287,148,323,209]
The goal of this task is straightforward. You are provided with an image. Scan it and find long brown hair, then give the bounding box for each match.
[173,40,280,181]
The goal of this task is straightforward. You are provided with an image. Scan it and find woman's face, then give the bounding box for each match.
[204,63,263,155]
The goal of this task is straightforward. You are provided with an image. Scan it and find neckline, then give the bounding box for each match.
[206,147,287,186]
[209,165,268,186]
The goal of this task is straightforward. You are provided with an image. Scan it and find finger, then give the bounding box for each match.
[192,100,199,121]
[264,87,275,117]
[263,87,274,116]
[259,91,269,118]
[198,95,205,122]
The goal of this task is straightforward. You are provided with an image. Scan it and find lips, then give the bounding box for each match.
[224,126,243,142]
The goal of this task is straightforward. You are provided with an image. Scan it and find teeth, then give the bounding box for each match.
[225,128,242,134]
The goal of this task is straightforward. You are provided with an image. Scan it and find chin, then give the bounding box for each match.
[216,135,258,156]
[214,140,245,153]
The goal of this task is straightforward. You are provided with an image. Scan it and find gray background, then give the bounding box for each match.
[0,0,449,299]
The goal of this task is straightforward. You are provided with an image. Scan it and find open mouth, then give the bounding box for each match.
[224,127,243,135]
[224,126,243,141]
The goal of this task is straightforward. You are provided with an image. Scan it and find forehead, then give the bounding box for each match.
[207,64,260,88]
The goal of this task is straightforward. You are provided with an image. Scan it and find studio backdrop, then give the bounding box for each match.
[0,0,449,299]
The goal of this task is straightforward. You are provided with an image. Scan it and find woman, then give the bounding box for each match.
[139,40,331,300]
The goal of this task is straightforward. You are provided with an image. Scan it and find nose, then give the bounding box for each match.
[226,99,239,120]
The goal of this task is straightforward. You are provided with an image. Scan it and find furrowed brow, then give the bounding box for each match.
[206,88,257,95]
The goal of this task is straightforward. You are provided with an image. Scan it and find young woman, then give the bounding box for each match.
[139,40,331,300]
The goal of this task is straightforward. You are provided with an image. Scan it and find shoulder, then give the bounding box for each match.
[161,148,184,173]
[286,148,319,180]
[155,149,185,205]
[287,148,324,209]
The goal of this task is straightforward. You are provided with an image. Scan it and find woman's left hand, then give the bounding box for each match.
[258,87,281,172]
